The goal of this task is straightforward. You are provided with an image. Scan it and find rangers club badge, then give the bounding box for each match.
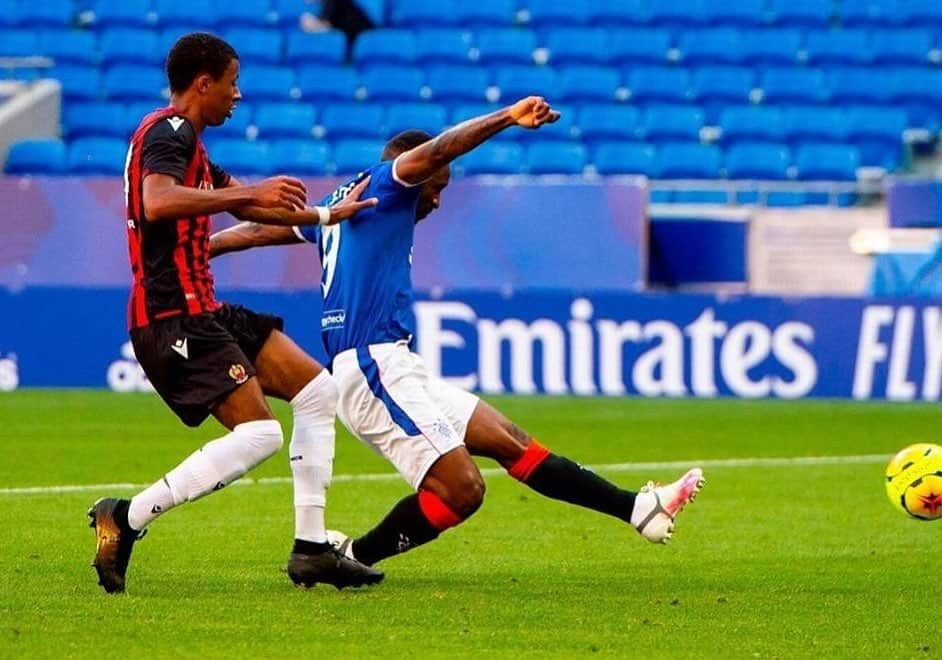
[228,364,248,384]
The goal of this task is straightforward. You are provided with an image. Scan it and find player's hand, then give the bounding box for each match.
[251,176,308,211]
[329,176,378,223]
[509,96,560,129]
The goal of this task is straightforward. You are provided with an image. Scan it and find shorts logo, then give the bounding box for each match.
[228,364,248,384]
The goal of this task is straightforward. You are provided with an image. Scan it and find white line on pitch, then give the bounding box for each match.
[0,454,888,497]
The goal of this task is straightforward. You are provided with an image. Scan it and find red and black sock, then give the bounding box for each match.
[509,441,637,522]
[352,490,462,566]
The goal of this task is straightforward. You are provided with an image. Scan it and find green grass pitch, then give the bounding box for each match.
[1,391,940,658]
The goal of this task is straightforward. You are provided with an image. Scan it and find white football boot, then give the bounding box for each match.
[326,529,356,560]
[630,468,705,544]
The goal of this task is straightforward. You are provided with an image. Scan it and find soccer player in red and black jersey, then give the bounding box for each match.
[87,32,382,593]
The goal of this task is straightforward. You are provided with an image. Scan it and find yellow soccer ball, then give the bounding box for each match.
[885,443,942,521]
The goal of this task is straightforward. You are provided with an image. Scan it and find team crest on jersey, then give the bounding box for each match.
[228,364,248,384]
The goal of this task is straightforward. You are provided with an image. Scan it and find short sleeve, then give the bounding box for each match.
[372,160,421,199]
[293,224,320,244]
[209,160,230,189]
[140,116,195,182]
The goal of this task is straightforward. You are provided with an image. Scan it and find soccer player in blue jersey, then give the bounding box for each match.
[210,97,705,569]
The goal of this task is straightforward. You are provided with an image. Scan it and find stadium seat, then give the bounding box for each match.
[592,142,659,176]
[214,0,276,29]
[90,0,153,29]
[285,30,346,66]
[768,0,832,26]
[870,29,933,65]
[384,103,448,137]
[608,29,672,65]
[783,107,847,144]
[702,0,767,26]
[361,66,424,101]
[802,29,871,66]
[319,103,385,139]
[759,68,829,104]
[63,102,129,138]
[103,66,166,101]
[642,105,705,142]
[426,66,489,102]
[269,139,330,175]
[99,29,161,66]
[254,103,316,138]
[557,66,620,103]
[795,144,861,184]
[900,0,942,26]
[725,143,792,179]
[678,29,742,65]
[493,66,558,102]
[577,105,643,144]
[356,0,385,26]
[828,68,895,105]
[67,137,128,175]
[154,0,215,28]
[658,143,722,178]
[272,0,308,26]
[458,142,524,175]
[4,139,67,175]
[352,30,416,66]
[15,0,76,27]
[719,106,786,143]
[453,0,516,27]
[39,30,98,66]
[0,30,38,57]
[527,0,591,26]
[545,29,610,65]
[223,29,282,65]
[51,66,103,102]
[525,142,587,175]
[0,0,15,28]
[648,0,706,27]
[474,29,537,65]
[213,102,253,138]
[296,66,360,102]
[739,29,802,65]
[450,103,500,125]
[585,0,647,25]
[845,106,907,169]
[389,0,457,27]
[237,66,295,102]
[415,29,471,64]
[333,139,385,174]
[839,0,902,26]
[626,67,692,104]
[690,67,755,105]
[211,140,273,175]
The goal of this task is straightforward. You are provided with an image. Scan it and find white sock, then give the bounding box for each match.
[289,371,337,543]
[127,419,284,531]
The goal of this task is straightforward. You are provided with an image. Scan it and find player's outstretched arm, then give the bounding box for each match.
[227,176,377,226]
[209,222,300,258]
[394,96,560,185]
[143,172,309,221]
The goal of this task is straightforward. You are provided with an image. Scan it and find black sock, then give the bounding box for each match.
[292,539,331,555]
[352,494,440,566]
[523,454,637,523]
[114,499,133,532]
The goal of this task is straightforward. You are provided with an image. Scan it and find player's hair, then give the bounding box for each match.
[166,33,239,94]
[381,130,433,161]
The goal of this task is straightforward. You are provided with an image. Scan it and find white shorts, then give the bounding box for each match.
[331,341,480,490]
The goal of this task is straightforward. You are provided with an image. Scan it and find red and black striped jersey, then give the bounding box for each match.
[124,107,231,329]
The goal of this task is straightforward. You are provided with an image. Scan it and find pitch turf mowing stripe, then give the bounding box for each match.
[0,453,888,496]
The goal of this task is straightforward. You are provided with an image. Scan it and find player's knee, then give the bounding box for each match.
[235,419,284,462]
[448,469,486,519]
[291,370,338,419]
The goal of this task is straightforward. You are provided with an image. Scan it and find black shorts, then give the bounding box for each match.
[130,304,284,427]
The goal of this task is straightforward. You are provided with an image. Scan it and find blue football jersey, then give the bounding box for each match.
[294,160,421,360]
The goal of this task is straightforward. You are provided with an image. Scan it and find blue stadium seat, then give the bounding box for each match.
[67,137,128,175]
[415,29,471,64]
[846,106,907,169]
[871,29,933,65]
[361,66,424,101]
[210,140,273,175]
[285,30,346,66]
[759,68,828,104]
[802,29,871,66]
[592,142,659,176]
[783,107,847,144]
[527,0,591,27]
[839,0,901,27]
[678,28,742,65]
[658,143,722,178]
[385,103,448,137]
[272,0,309,26]
[213,102,253,138]
[63,102,129,138]
[353,30,416,66]
[450,104,500,125]
[103,66,165,101]
[453,0,516,27]
[458,142,525,175]
[223,29,282,65]
[768,0,832,27]
[648,0,705,27]
[557,66,620,102]
[296,66,360,102]
[608,29,672,65]
[333,139,385,174]
[389,0,457,27]
[901,0,942,26]
[269,139,330,175]
[238,66,295,102]
[254,103,316,138]
[0,0,15,28]
[52,66,102,101]
[154,0,215,28]
[475,29,537,65]
[0,30,38,56]
[15,0,76,27]
[40,30,97,66]
[739,29,802,64]
[493,66,558,101]
[725,143,792,179]
[320,104,385,139]
[99,29,160,66]
[354,0,385,24]
[643,105,705,142]
[720,106,786,143]
[586,0,647,25]
[702,0,767,26]
[578,105,643,144]
[426,66,489,102]
[4,139,67,175]
[545,29,610,65]
[690,67,754,105]
[828,67,895,105]
[91,0,153,29]
[626,67,691,104]
[214,0,276,29]
[525,142,587,174]
[795,144,861,180]
[888,69,942,130]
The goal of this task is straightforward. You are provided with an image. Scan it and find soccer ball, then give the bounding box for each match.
[885,443,942,521]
